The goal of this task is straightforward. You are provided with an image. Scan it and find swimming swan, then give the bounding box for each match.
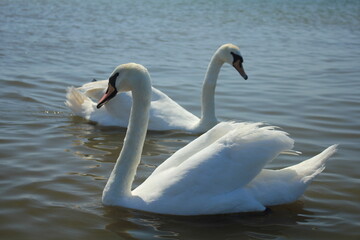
[97,63,337,215]
[66,43,248,133]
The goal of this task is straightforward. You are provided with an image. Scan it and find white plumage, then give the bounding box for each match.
[65,43,248,133]
[95,63,337,215]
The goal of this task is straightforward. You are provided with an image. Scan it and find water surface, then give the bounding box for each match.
[1,0,359,239]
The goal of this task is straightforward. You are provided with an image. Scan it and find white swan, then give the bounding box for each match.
[66,43,248,133]
[97,63,337,215]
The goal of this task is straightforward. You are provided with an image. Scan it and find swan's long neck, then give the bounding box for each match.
[200,55,223,125]
[102,77,151,204]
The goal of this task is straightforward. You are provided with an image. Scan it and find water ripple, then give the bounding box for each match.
[1,0,359,239]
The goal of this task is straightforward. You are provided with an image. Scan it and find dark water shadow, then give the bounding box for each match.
[102,201,314,240]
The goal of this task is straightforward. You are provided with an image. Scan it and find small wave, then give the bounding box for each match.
[2,79,38,88]
[1,91,40,103]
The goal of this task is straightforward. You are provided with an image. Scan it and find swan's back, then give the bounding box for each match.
[132,122,295,214]
[66,81,199,130]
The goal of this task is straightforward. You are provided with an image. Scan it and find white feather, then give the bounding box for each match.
[65,44,247,133]
[97,63,337,215]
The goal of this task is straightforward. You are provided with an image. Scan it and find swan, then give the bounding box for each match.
[66,43,248,133]
[97,63,337,215]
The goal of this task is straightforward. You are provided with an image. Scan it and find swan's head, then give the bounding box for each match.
[97,63,151,109]
[216,43,248,80]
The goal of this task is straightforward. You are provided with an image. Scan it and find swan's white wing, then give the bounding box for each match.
[147,88,199,131]
[73,80,134,126]
[65,86,132,126]
[152,122,261,174]
[67,82,199,131]
[132,124,294,214]
[247,145,337,206]
[103,87,199,131]
[77,80,108,100]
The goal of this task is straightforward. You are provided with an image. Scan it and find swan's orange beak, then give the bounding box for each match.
[233,60,248,80]
[97,84,117,109]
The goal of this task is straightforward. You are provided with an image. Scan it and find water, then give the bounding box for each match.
[1,0,359,239]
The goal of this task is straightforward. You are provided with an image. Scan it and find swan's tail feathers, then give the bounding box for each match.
[65,87,94,118]
[288,144,338,184]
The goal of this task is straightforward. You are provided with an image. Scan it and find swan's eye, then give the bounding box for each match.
[109,72,119,88]
[231,52,243,64]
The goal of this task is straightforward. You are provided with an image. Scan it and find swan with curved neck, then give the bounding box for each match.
[97,63,337,215]
[66,43,248,133]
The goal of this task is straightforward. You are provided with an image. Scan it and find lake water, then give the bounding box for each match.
[1,0,359,239]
